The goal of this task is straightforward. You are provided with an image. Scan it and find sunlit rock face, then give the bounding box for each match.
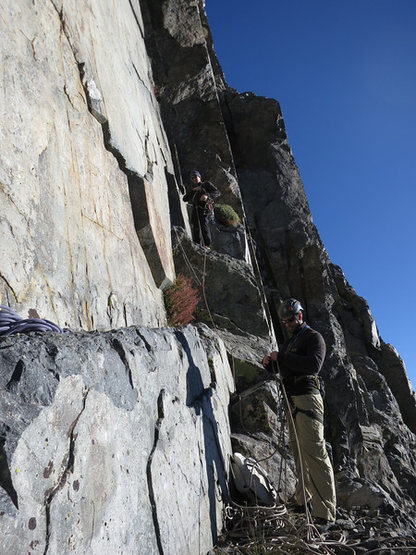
[0,0,176,329]
[0,325,234,554]
[1,0,416,550]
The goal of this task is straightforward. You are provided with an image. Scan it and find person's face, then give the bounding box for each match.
[192,175,201,184]
[282,311,302,334]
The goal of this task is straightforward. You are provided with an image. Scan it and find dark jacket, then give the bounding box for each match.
[276,323,326,396]
[183,181,220,210]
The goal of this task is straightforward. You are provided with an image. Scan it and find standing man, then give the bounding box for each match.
[183,170,220,249]
[262,298,336,530]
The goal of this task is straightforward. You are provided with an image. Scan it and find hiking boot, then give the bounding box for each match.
[314,517,335,532]
[293,502,312,514]
[286,497,312,514]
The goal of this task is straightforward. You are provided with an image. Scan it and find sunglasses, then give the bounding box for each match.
[281,316,296,324]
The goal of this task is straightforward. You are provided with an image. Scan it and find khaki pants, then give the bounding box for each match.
[287,391,336,521]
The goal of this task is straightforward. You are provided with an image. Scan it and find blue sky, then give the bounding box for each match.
[205,0,416,388]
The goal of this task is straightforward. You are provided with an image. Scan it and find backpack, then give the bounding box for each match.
[230,452,277,506]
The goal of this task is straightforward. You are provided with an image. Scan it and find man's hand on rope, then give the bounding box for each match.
[262,351,279,372]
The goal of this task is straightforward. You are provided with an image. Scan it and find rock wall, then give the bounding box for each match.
[142,0,416,525]
[0,0,178,330]
[0,325,233,554]
[1,0,416,551]
[220,88,416,508]
[140,0,242,215]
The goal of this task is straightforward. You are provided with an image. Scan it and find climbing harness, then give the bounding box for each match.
[288,396,324,425]
[173,225,349,549]
[206,198,215,223]
[196,195,214,247]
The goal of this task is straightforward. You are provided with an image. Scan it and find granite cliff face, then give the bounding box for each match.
[1,0,174,330]
[0,325,233,554]
[1,0,416,552]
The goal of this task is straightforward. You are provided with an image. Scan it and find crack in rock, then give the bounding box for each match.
[76,49,166,289]
[111,338,134,390]
[135,329,153,353]
[128,0,145,40]
[132,61,148,90]
[43,390,89,555]
[0,435,19,510]
[0,273,19,303]
[146,389,165,555]
[6,360,25,391]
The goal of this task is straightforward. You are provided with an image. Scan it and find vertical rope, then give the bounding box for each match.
[273,361,313,535]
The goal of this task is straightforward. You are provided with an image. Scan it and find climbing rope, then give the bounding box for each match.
[217,498,416,554]
[219,500,357,554]
[0,305,65,336]
[228,364,360,552]
[173,225,217,330]
[173,224,355,552]
[173,226,202,287]
[276,363,313,532]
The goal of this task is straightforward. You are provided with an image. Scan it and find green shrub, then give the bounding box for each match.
[164,274,200,326]
[214,203,241,227]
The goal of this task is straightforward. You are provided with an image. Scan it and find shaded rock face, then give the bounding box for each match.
[142,0,416,526]
[0,325,234,554]
[211,222,248,262]
[141,0,243,217]
[220,90,416,514]
[221,89,416,513]
[172,228,272,340]
[229,380,297,501]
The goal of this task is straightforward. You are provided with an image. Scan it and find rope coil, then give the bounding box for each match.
[0,305,65,336]
[219,500,356,554]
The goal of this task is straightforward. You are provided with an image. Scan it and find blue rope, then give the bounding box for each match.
[0,305,65,336]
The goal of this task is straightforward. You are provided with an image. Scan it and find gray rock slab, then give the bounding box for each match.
[210,223,249,262]
[172,228,273,340]
[0,324,234,554]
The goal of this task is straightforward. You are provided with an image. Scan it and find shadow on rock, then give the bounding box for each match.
[176,332,229,544]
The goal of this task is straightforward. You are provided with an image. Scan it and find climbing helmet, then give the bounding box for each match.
[278,298,304,321]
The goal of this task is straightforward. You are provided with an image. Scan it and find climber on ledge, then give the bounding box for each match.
[262,298,336,531]
[183,169,220,250]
